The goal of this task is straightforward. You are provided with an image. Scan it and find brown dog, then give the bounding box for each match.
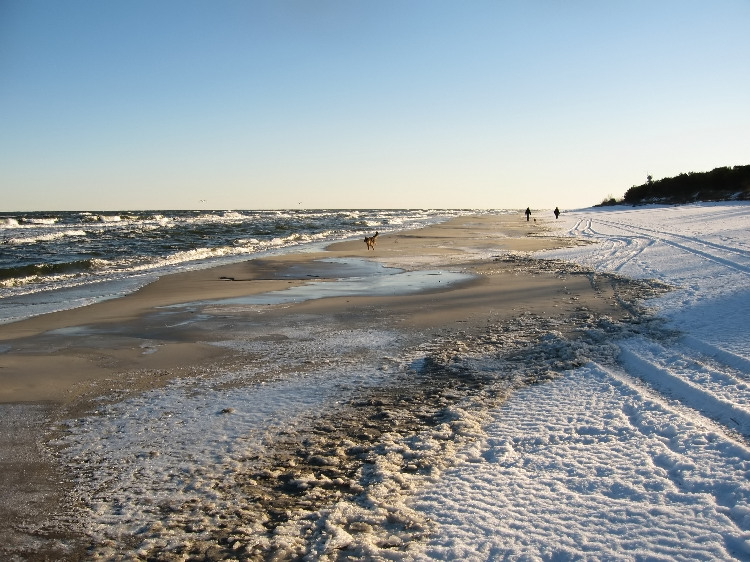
[364,231,379,250]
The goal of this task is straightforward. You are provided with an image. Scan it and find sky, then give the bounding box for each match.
[1,1,748,211]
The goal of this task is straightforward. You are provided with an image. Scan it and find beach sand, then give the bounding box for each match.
[0,214,641,559]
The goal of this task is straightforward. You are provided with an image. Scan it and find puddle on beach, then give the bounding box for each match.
[169,258,473,309]
[268,257,395,279]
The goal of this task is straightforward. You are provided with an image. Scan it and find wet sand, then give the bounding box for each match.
[0,214,637,559]
[0,215,587,404]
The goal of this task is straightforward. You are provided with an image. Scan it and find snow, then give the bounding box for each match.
[418,361,750,561]
[416,202,750,560]
[539,203,750,360]
[50,202,750,560]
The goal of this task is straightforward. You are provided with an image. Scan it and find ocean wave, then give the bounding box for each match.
[3,209,455,232]
[3,229,87,245]
[1,215,60,227]
[87,214,123,223]
[0,217,21,227]
[0,236,305,292]
[0,257,112,284]
[235,237,262,246]
[20,216,59,225]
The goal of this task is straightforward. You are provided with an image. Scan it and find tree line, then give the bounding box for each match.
[619,165,750,205]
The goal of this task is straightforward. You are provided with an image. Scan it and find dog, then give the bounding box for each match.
[364,231,379,250]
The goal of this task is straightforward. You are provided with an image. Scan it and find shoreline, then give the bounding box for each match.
[0,214,584,405]
[1,214,638,560]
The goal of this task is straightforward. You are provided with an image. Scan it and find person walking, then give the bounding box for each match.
[554,207,560,219]
[524,207,531,221]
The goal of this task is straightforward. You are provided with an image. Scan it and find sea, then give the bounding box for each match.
[0,209,476,324]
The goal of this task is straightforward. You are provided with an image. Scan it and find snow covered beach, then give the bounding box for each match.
[1,204,749,560]
[419,202,750,560]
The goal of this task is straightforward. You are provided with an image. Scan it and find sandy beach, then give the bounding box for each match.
[0,215,605,404]
[1,214,647,560]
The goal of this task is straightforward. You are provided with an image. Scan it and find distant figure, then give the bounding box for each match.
[554,207,560,219]
[524,207,531,222]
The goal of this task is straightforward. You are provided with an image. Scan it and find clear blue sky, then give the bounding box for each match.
[2,0,748,211]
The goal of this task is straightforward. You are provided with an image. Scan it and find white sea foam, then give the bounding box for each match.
[22,216,60,225]
[3,229,87,245]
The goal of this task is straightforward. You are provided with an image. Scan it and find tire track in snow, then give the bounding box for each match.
[584,221,655,274]
[598,216,750,261]
[681,335,750,377]
[569,217,656,273]
[593,217,750,276]
[595,362,750,553]
[618,340,750,440]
